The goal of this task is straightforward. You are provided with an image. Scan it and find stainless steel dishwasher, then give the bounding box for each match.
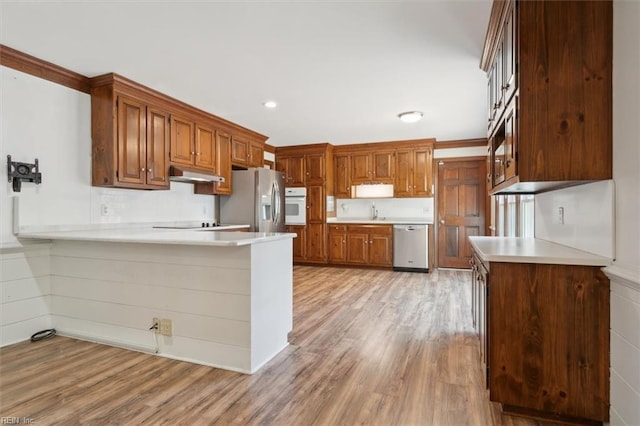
[393,224,429,272]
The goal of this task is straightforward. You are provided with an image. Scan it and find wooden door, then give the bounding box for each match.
[248,142,263,168]
[231,137,249,165]
[305,223,326,262]
[194,124,215,170]
[413,148,433,196]
[117,96,146,185]
[437,160,486,268]
[372,151,394,183]
[170,115,194,166]
[502,0,517,104]
[350,152,370,183]
[503,98,517,181]
[305,154,325,185]
[215,131,232,195]
[394,150,413,197]
[275,157,289,183]
[369,233,392,266]
[146,107,170,188]
[306,185,324,223]
[288,155,306,187]
[346,232,368,264]
[328,225,347,263]
[334,154,350,198]
[288,225,306,262]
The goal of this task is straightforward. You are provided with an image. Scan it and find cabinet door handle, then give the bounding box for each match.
[191,152,196,155]
[502,84,510,91]
[141,168,146,172]
[440,219,445,224]
[147,168,152,173]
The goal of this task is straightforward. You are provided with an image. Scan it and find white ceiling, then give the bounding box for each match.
[0,1,492,147]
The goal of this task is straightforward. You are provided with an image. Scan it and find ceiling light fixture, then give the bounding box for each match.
[398,111,423,123]
[263,101,277,108]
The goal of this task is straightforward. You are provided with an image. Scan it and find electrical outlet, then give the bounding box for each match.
[558,207,565,225]
[159,318,172,336]
[152,317,160,334]
[100,204,110,216]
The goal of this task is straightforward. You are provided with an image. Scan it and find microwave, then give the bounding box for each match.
[285,187,306,225]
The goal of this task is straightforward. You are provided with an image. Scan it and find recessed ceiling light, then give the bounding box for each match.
[398,111,423,123]
[263,101,277,108]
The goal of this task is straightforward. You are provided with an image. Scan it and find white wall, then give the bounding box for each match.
[607,2,640,424]
[0,66,214,246]
[0,244,52,346]
[534,180,615,259]
[0,66,215,345]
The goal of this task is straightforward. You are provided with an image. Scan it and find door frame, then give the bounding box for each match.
[433,156,489,269]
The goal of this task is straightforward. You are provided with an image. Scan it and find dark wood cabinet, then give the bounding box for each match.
[305,223,326,262]
[276,155,305,187]
[305,154,325,185]
[328,225,347,263]
[334,154,350,198]
[91,89,170,190]
[194,124,216,170]
[349,151,394,184]
[232,137,264,168]
[335,140,434,199]
[214,131,232,195]
[330,225,392,267]
[470,248,610,423]
[276,144,334,265]
[169,114,195,166]
[287,225,306,262]
[90,73,267,193]
[482,0,612,194]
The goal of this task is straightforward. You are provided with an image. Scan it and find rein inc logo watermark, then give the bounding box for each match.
[1,418,34,424]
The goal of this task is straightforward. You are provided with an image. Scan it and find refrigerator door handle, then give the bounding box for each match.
[271,182,277,223]
[273,180,281,223]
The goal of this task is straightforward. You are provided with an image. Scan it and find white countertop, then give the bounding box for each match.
[326,217,433,225]
[17,227,296,247]
[468,236,612,266]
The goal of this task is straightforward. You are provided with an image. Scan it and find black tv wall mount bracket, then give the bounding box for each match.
[7,155,42,192]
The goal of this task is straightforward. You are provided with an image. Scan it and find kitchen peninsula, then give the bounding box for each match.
[17,227,296,374]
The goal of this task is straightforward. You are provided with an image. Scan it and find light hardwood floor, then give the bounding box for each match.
[0,266,540,425]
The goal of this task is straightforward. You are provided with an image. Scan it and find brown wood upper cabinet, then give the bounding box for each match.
[232,137,264,168]
[394,147,433,197]
[169,115,216,171]
[276,155,305,187]
[334,140,434,198]
[350,151,394,184]
[90,89,170,190]
[89,73,268,193]
[482,0,612,194]
[334,154,350,198]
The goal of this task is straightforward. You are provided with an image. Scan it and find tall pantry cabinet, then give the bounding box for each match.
[276,144,334,264]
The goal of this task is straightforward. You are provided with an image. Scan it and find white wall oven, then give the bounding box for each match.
[284,187,306,225]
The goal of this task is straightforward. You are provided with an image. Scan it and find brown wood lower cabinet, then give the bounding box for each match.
[287,225,306,263]
[329,224,392,267]
[471,249,610,423]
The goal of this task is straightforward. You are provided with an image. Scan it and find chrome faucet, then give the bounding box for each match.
[371,202,378,220]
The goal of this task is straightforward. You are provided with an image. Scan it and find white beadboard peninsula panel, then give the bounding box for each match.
[0,244,52,346]
[48,238,292,373]
[534,180,614,259]
[250,239,293,370]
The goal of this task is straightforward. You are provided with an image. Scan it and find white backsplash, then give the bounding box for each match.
[336,197,434,221]
[535,180,615,259]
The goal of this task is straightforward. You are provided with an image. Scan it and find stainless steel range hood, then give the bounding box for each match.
[169,166,225,184]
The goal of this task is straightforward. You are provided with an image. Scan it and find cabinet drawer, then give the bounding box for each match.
[347,225,392,235]
[328,225,347,233]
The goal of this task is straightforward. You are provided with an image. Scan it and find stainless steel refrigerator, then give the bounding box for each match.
[219,168,285,232]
